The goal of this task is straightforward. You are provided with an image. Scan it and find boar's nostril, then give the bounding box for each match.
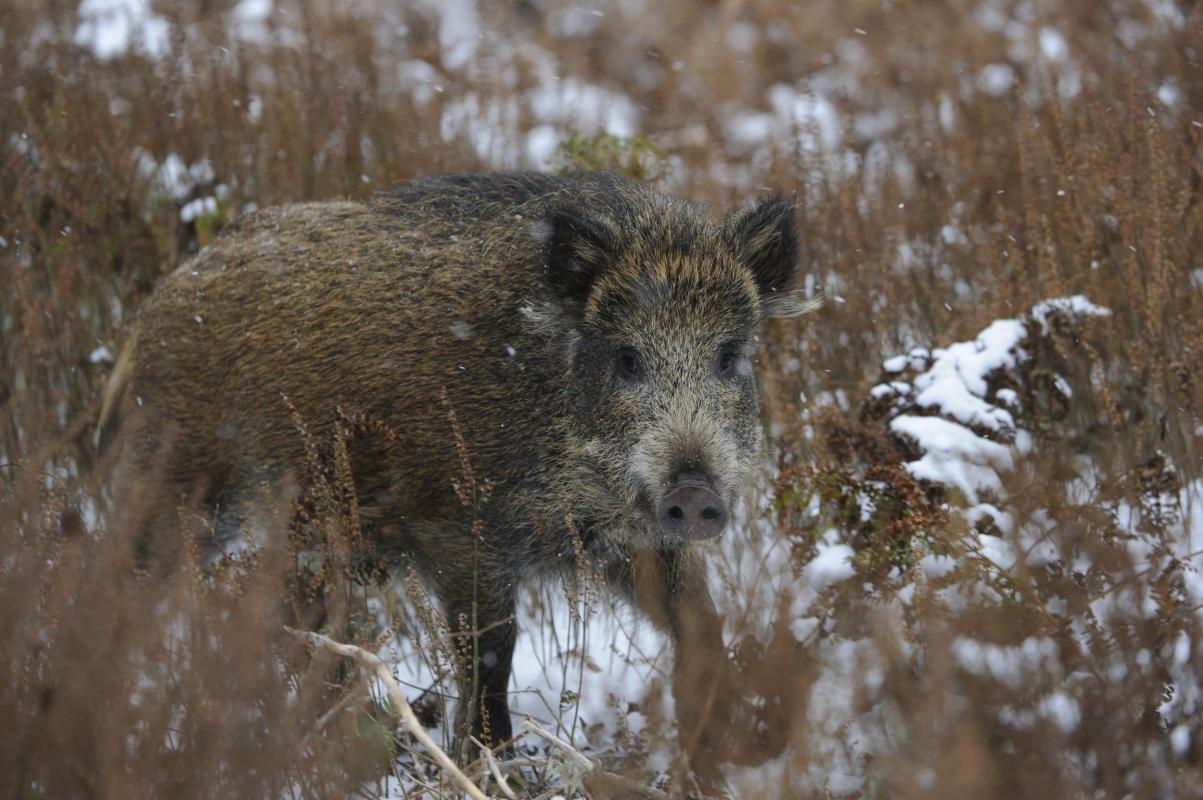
[656,479,729,541]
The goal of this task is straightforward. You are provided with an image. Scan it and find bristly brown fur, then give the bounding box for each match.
[106,171,808,778]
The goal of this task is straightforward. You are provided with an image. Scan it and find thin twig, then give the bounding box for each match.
[521,716,594,772]
[470,736,517,800]
[285,626,491,800]
[313,684,359,732]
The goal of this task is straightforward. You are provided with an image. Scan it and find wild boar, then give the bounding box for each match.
[98,171,817,778]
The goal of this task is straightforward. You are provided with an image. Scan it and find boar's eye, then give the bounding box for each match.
[716,346,743,380]
[615,346,643,383]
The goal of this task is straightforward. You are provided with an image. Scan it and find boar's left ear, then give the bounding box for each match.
[725,194,819,319]
[537,207,617,305]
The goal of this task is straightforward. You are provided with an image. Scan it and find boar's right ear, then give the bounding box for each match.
[537,208,616,304]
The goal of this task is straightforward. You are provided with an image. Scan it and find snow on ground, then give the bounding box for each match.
[416,0,482,72]
[74,0,170,60]
[179,196,218,223]
[88,344,114,364]
[66,0,1113,190]
[230,0,274,44]
[363,502,877,794]
[440,78,641,167]
[724,85,842,159]
[375,581,673,758]
[67,0,857,177]
[134,150,215,202]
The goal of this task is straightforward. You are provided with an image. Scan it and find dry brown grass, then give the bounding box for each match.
[2,0,1202,797]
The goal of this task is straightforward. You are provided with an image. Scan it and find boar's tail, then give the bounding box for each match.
[95,326,140,455]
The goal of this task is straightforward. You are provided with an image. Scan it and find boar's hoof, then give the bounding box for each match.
[657,476,729,541]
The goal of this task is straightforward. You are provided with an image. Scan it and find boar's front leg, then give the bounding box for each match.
[615,547,731,789]
[440,578,518,764]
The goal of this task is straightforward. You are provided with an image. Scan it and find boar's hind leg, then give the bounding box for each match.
[611,548,730,789]
[441,579,518,763]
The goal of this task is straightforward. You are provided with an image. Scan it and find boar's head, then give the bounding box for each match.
[535,192,817,548]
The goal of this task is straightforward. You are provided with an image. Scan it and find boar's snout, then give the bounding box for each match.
[656,474,729,541]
